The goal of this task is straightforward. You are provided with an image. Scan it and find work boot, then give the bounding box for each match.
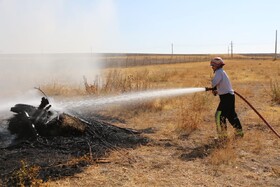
[215,127,228,145]
[217,122,228,139]
[214,134,228,146]
[234,129,244,138]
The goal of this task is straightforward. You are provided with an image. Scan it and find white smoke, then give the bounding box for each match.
[0,0,120,53]
[0,0,119,117]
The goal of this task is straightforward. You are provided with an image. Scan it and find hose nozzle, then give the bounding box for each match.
[205,87,215,91]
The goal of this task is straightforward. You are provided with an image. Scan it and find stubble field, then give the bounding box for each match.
[3,55,280,186]
[46,56,280,186]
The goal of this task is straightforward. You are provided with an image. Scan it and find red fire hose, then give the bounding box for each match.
[234,91,280,139]
[205,87,280,139]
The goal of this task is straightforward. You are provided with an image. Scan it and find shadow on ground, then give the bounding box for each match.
[179,140,219,161]
[153,136,223,162]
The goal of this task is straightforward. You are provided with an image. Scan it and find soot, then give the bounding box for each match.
[0,97,149,186]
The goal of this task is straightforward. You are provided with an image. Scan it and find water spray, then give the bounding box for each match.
[205,87,280,139]
[58,87,206,110]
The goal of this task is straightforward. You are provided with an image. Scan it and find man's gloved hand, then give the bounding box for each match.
[212,90,218,96]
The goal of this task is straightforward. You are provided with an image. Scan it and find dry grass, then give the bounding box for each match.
[207,140,237,166]
[9,160,43,186]
[39,56,280,186]
[41,82,86,96]
[270,79,280,104]
[243,131,264,154]
[83,69,153,95]
[176,105,201,135]
[175,93,211,135]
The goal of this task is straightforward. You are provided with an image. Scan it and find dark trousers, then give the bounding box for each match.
[216,93,242,131]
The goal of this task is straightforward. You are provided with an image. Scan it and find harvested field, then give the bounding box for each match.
[0,55,280,186]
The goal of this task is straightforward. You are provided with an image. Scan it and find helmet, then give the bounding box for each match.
[210,57,225,67]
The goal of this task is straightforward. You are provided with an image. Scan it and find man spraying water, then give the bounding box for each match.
[207,57,244,139]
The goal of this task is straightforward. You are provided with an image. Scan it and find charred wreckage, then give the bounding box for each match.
[0,97,148,185]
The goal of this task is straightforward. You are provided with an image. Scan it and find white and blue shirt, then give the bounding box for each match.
[212,68,234,95]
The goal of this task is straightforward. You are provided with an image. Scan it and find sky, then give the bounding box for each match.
[0,0,279,54]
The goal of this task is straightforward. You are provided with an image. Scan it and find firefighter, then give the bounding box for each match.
[210,57,244,139]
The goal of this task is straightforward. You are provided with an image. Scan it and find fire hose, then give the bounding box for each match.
[205,87,280,139]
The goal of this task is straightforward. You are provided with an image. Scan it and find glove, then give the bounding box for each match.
[212,90,218,96]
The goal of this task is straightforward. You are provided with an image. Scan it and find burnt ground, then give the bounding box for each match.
[0,112,149,186]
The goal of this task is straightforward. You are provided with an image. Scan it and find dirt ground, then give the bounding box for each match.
[47,58,280,186]
[2,58,280,186]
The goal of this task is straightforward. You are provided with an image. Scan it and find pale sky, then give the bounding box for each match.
[0,0,279,54]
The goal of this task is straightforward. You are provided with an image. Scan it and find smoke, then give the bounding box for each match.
[0,0,119,118]
[0,0,120,53]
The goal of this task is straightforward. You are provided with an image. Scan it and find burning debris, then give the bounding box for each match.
[0,97,149,186]
[8,97,87,139]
